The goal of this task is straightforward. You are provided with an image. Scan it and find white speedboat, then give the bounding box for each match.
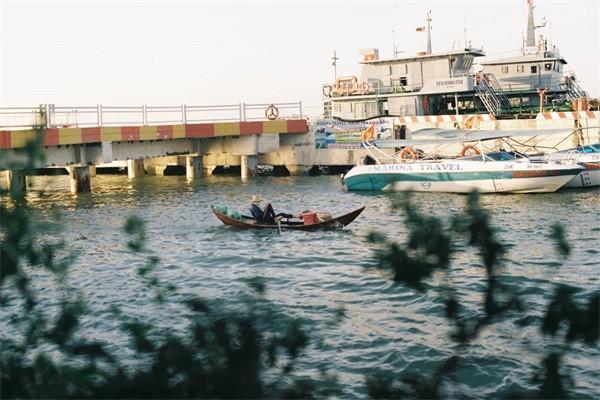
[342,138,583,193]
[540,144,600,188]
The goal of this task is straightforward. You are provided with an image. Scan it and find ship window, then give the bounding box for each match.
[463,56,473,70]
[501,66,509,73]
[516,65,524,73]
[389,65,393,75]
[531,65,538,73]
[400,77,407,86]
[545,62,553,71]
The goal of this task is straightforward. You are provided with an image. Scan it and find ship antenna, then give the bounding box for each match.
[463,13,467,49]
[331,50,338,81]
[426,10,432,54]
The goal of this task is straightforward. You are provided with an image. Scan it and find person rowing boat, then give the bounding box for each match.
[249,195,294,224]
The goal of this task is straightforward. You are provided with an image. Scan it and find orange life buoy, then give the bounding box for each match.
[398,147,417,162]
[460,145,480,157]
[362,82,370,94]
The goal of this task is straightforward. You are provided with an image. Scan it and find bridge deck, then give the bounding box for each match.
[0,119,308,149]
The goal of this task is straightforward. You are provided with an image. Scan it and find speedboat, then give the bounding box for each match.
[342,136,583,193]
[537,144,600,188]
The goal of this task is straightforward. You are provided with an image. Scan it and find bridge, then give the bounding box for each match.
[0,102,309,193]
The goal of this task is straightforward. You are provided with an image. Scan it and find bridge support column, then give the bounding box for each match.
[286,164,310,176]
[241,155,257,179]
[67,166,91,194]
[127,159,145,179]
[146,165,167,176]
[2,170,26,195]
[185,155,202,180]
[88,165,97,177]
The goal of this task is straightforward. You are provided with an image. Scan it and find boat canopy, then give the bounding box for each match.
[374,128,578,148]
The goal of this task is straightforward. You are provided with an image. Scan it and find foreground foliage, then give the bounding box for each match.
[366,193,598,399]
[1,144,326,398]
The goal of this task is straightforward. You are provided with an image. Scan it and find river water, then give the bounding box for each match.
[6,174,600,397]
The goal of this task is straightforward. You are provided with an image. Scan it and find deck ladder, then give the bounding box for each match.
[561,79,588,100]
[474,73,511,117]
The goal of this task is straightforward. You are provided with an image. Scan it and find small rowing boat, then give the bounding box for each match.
[212,206,365,231]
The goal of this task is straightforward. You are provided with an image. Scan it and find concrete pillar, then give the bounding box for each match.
[67,166,91,194]
[185,155,202,180]
[127,159,145,179]
[241,156,250,179]
[88,165,97,177]
[241,155,258,179]
[2,170,26,195]
[286,164,311,176]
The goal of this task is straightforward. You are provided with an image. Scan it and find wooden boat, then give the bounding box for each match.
[212,206,365,231]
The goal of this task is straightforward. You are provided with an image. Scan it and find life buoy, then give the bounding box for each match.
[265,104,279,120]
[322,85,332,97]
[362,82,370,94]
[398,147,417,161]
[460,145,480,157]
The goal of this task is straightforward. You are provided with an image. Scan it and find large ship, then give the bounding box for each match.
[323,0,591,122]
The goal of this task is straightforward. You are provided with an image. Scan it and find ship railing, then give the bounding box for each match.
[371,82,422,95]
[0,102,304,130]
[500,76,571,93]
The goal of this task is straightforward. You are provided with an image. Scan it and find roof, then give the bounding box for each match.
[361,48,486,65]
[482,52,567,66]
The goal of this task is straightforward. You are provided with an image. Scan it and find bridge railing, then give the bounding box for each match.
[0,101,304,129]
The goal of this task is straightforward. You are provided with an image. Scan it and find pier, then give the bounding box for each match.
[0,102,308,193]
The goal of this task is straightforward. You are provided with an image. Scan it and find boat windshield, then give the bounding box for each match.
[487,151,518,161]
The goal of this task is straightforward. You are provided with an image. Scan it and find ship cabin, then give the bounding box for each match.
[325,2,590,121]
[480,44,587,114]
[326,48,486,121]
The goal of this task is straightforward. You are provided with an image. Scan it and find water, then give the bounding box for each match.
[4,174,600,397]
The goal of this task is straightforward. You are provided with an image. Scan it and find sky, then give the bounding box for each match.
[1,0,598,117]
